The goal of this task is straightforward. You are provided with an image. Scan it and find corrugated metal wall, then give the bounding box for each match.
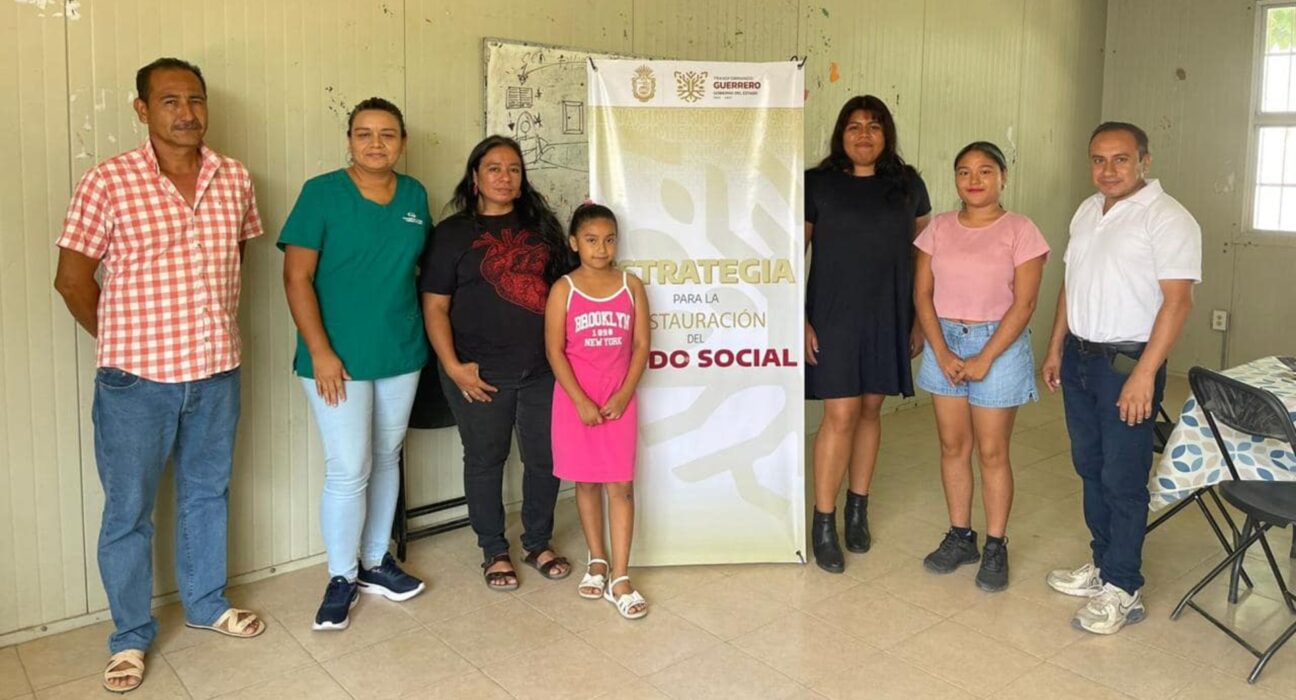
[0,0,1108,640]
[1104,0,1295,370]
[0,0,86,634]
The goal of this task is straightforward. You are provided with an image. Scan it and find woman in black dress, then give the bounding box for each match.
[805,95,931,573]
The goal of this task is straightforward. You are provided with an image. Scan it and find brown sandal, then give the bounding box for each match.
[482,553,519,591]
[524,548,572,580]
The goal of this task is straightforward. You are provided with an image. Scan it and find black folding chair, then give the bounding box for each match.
[392,362,470,561]
[1153,403,1176,454]
[1172,367,1296,684]
[1146,398,1256,590]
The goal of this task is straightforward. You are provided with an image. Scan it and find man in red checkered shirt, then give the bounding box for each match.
[54,57,265,693]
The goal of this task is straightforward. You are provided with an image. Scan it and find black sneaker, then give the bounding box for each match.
[358,553,426,602]
[313,576,359,631]
[976,539,1009,592]
[923,529,980,574]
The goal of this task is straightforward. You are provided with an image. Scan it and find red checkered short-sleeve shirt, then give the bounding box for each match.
[57,141,264,383]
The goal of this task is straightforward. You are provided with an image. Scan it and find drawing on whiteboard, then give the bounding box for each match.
[506,87,533,110]
[562,101,584,135]
[484,38,641,223]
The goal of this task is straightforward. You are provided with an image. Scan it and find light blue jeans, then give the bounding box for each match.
[301,370,420,581]
[93,367,240,654]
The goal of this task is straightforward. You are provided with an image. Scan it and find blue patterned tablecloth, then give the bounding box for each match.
[1151,356,1296,511]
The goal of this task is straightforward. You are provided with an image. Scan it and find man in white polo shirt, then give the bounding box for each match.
[1040,121,1201,634]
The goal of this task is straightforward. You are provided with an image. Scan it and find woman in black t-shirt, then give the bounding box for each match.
[420,135,574,590]
[805,96,932,574]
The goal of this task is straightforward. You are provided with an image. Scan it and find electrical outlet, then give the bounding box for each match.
[1211,309,1229,332]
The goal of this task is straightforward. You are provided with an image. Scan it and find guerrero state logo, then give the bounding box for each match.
[631,65,656,103]
[674,70,708,102]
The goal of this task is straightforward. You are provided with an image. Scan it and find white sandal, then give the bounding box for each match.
[184,608,266,638]
[578,558,609,599]
[604,575,648,620]
[102,649,145,694]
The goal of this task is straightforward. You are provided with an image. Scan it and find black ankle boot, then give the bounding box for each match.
[843,491,871,553]
[812,509,845,573]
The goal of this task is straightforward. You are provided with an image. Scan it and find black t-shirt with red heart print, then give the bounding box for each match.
[420,211,551,375]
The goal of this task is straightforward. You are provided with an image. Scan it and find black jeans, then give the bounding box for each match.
[439,365,560,559]
[1061,335,1166,594]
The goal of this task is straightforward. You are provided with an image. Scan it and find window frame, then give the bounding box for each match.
[1245,0,1296,240]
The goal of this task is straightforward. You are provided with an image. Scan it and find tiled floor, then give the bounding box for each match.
[7,376,1296,698]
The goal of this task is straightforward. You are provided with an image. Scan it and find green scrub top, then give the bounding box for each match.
[277,169,431,380]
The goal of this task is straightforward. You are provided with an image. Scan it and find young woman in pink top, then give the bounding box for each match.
[545,203,651,619]
[913,141,1050,592]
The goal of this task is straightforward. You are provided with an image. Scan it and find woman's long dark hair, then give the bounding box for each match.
[815,95,917,206]
[447,135,571,282]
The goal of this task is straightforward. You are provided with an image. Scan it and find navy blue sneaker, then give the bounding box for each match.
[357,553,426,602]
[313,576,358,631]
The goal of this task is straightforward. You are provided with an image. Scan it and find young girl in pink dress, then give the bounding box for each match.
[545,203,651,619]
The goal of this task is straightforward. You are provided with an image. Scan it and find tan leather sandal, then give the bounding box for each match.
[102,649,144,694]
[184,608,266,638]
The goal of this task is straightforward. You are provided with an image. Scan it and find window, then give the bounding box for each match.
[1253,3,1296,232]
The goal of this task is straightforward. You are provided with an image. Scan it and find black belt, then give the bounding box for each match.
[1070,335,1146,355]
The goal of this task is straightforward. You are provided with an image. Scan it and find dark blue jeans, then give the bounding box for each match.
[439,365,560,559]
[92,367,240,653]
[1061,336,1166,595]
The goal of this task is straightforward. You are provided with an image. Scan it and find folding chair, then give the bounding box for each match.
[392,362,469,561]
[1172,367,1296,683]
[1146,398,1255,590]
[1153,402,1176,454]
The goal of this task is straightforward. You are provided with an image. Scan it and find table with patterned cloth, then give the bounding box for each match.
[1150,356,1296,511]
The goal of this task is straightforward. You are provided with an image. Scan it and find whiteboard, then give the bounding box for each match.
[483,38,639,224]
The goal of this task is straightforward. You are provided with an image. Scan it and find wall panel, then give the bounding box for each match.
[0,1,84,634]
[915,0,1026,213]
[631,0,799,61]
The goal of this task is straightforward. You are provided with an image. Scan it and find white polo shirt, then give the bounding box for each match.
[1063,179,1201,343]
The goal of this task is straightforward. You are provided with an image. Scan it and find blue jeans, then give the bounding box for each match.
[1061,335,1166,594]
[92,367,240,654]
[301,370,420,581]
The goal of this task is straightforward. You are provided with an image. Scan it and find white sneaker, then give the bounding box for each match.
[1046,562,1104,597]
[1072,583,1145,635]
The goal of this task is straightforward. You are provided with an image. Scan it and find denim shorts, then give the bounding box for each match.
[916,319,1038,408]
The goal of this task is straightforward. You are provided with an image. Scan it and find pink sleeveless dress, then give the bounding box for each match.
[551,272,638,483]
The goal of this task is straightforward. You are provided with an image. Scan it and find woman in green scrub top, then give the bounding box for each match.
[279,97,431,632]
